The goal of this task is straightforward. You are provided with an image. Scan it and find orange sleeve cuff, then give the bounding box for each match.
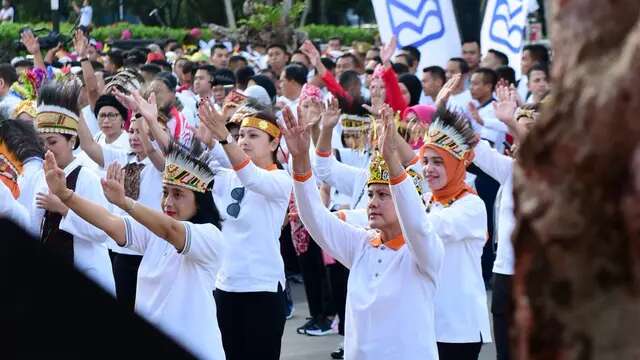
[407,155,419,166]
[389,171,408,185]
[293,170,313,182]
[315,149,332,158]
[232,157,251,171]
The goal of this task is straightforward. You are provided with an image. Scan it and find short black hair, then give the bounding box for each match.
[12,59,33,69]
[338,70,361,90]
[211,44,228,53]
[473,67,498,89]
[149,60,172,72]
[267,43,288,54]
[462,39,480,48]
[423,65,446,83]
[495,66,516,85]
[140,63,162,75]
[181,60,195,75]
[283,64,308,86]
[523,44,550,65]
[329,37,341,43]
[229,55,248,66]
[212,69,235,86]
[395,53,414,68]
[107,50,124,69]
[195,64,217,82]
[235,66,255,89]
[527,62,550,79]
[488,49,509,66]
[398,73,422,106]
[391,62,409,75]
[320,57,336,72]
[190,190,222,229]
[291,50,311,65]
[448,57,470,74]
[155,71,178,92]
[0,63,18,85]
[401,45,421,63]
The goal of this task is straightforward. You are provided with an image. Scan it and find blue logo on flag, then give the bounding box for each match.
[489,0,525,53]
[386,0,445,48]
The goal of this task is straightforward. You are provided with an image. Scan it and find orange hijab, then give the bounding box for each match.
[1,175,19,199]
[421,144,475,205]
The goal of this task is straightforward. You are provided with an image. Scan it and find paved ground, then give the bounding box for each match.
[281,282,496,359]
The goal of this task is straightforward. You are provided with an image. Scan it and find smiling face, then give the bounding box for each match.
[162,184,197,220]
[238,126,278,165]
[422,148,448,191]
[367,184,399,230]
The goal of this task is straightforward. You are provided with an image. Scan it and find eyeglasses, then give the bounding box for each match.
[365,69,375,75]
[98,112,121,120]
[226,186,245,218]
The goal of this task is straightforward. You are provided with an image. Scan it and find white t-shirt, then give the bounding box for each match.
[0,93,21,119]
[121,218,225,360]
[79,5,93,27]
[0,6,14,22]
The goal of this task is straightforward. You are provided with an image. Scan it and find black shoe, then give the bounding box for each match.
[296,317,315,335]
[305,316,336,336]
[330,347,344,359]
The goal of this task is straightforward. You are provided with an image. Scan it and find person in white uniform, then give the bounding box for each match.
[31,80,115,295]
[418,108,492,359]
[283,104,444,360]
[198,102,293,360]
[42,140,226,360]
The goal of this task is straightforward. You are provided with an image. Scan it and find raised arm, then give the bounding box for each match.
[379,107,443,280]
[78,112,105,167]
[282,106,367,268]
[43,151,125,244]
[74,30,100,110]
[115,90,171,152]
[20,30,46,70]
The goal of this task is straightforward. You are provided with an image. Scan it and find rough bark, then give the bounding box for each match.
[513,1,640,359]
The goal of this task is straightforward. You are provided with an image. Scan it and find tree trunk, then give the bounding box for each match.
[299,0,311,27]
[513,1,640,359]
[224,0,236,29]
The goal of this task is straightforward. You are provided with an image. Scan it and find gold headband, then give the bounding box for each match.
[36,112,79,135]
[241,116,281,138]
[163,163,210,193]
[367,152,423,194]
[13,100,37,119]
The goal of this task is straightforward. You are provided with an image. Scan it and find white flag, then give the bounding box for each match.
[481,0,530,79]
[372,0,462,71]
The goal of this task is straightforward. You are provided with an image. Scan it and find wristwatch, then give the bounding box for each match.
[219,133,234,145]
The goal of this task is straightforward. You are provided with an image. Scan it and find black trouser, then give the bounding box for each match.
[297,239,330,319]
[327,262,349,335]
[437,341,482,360]
[214,286,286,360]
[492,273,513,360]
[109,250,142,312]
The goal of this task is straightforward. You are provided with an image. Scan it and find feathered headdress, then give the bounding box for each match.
[163,140,215,193]
[104,69,143,95]
[11,68,50,119]
[423,107,476,160]
[36,78,82,136]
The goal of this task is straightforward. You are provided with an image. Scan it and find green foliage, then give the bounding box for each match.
[238,1,306,30]
[303,24,378,44]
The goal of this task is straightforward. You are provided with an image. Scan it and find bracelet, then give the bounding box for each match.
[60,189,74,202]
[79,57,89,62]
[124,198,136,212]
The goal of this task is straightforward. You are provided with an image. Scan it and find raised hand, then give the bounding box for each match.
[198,101,229,141]
[20,30,41,55]
[300,40,321,68]
[435,74,462,108]
[493,84,518,125]
[113,89,140,112]
[380,36,398,65]
[378,105,398,162]
[73,29,89,58]
[321,96,341,129]
[134,91,159,124]
[101,162,127,208]
[280,106,311,159]
[467,101,482,125]
[43,151,69,199]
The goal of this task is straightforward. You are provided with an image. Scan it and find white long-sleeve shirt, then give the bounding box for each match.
[212,160,292,292]
[294,172,444,360]
[32,157,116,295]
[0,180,31,231]
[314,150,369,210]
[121,218,225,360]
[473,140,515,275]
[427,193,492,343]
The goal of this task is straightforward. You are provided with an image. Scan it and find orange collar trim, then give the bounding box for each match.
[369,233,405,250]
[264,163,278,171]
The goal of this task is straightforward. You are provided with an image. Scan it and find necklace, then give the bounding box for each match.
[425,193,466,213]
